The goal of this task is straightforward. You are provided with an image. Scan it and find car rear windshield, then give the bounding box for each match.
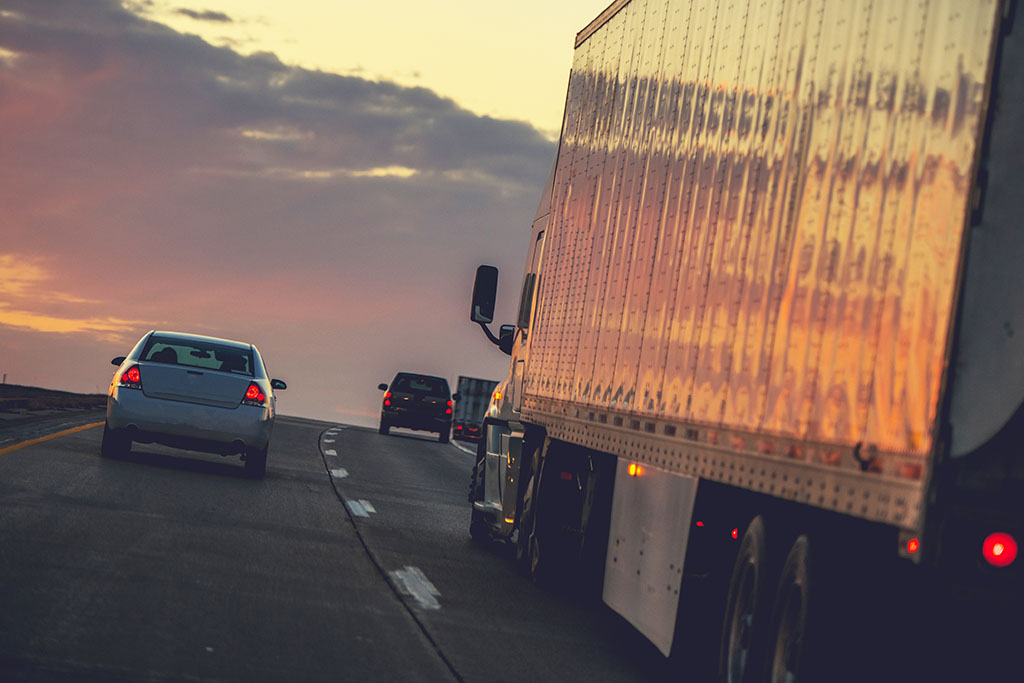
[141,336,254,376]
[392,375,449,396]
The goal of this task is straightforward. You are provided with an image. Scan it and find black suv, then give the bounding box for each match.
[377,373,459,443]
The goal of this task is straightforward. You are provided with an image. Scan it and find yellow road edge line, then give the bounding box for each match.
[0,421,105,456]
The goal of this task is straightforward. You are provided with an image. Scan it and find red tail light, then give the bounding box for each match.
[446,400,453,415]
[982,532,1018,568]
[242,382,266,406]
[119,365,142,388]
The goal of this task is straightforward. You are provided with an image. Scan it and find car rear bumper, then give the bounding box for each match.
[380,409,450,432]
[107,388,273,452]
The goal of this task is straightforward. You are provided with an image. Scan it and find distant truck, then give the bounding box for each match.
[452,376,499,442]
[467,0,1022,680]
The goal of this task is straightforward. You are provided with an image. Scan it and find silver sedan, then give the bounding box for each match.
[102,330,286,478]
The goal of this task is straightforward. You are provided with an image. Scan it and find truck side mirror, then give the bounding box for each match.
[471,265,499,324]
[498,324,515,355]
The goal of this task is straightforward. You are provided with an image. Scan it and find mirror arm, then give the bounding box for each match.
[477,321,502,347]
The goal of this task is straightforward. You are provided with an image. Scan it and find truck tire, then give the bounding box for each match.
[720,516,773,683]
[767,535,816,683]
[100,422,130,458]
[513,473,537,575]
[468,444,489,543]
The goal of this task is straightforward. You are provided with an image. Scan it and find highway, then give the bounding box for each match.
[0,415,666,682]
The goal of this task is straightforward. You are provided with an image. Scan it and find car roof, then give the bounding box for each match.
[149,330,252,351]
[393,372,447,382]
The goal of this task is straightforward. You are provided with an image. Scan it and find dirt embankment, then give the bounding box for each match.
[0,384,106,413]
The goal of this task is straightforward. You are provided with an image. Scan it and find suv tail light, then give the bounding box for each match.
[384,391,392,406]
[242,382,266,407]
[446,400,453,415]
[119,365,142,389]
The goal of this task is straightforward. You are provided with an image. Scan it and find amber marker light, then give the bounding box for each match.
[493,391,502,400]
[982,532,1018,568]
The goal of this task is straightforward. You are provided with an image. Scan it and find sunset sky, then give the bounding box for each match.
[0,0,609,426]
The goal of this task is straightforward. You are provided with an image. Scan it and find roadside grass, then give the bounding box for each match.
[0,384,106,412]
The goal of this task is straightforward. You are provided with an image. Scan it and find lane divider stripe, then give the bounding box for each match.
[389,566,441,610]
[0,421,104,457]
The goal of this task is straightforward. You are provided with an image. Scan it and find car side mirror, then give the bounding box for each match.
[271,379,287,390]
[471,265,499,324]
[452,392,461,401]
[498,324,515,355]
[112,357,126,366]
[378,383,388,391]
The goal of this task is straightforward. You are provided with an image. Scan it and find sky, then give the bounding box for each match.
[0,0,610,426]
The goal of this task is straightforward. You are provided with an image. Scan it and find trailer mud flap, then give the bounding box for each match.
[603,460,698,656]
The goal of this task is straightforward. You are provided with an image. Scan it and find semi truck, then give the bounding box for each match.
[467,0,1022,680]
[452,376,499,441]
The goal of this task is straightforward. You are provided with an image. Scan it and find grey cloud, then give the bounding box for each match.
[174,8,232,23]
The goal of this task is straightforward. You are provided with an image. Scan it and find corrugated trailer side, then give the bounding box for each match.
[521,0,1002,532]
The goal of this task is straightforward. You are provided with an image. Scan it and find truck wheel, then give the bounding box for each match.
[468,447,490,543]
[469,508,490,543]
[767,535,817,683]
[513,473,537,574]
[244,445,268,479]
[721,516,773,683]
[378,417,390,436]
[100,422,130,458]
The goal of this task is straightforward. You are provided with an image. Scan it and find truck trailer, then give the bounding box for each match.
[452,376,499,441]
[468,0,1022,680]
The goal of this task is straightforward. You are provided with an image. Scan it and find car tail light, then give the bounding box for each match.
[119,365,142,389]
[982,532,1018,568]
[446,400,453,415]
[242,382,266,407]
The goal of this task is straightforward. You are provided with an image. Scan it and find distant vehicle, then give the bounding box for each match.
[452,376,498,442]
[377,373,458,443]
[102,330,287,479]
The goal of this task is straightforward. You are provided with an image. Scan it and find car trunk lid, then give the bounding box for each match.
[140,363,249,409]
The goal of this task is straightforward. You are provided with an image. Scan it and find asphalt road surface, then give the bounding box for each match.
[0,416,668,682]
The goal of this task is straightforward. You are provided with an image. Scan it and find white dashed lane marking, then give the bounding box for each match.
[346,499,376,517]
[389,566,441,610]
[330,468,348,479]
[323,438,335,443]
[325,449,337,456]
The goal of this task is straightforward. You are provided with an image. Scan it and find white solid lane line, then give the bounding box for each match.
[389,566,441,610]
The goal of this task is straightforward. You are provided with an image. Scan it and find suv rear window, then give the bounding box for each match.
[142,336,254,376]
[392,375,449,397]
